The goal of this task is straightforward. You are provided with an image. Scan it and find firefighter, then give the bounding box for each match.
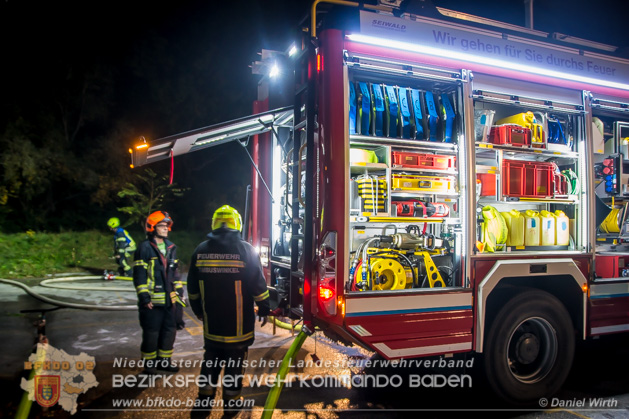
[133,210,185,374]
[107,217,136,277]
[187,205,270,416]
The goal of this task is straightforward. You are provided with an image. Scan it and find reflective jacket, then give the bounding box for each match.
[133,237,183,307]
[113,227,136,255]
[187,229,270,346]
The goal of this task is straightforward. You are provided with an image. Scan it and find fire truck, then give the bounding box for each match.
[130,1,629,404]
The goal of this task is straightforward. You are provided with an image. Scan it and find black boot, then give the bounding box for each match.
[141,359,157,375]
[190,393,214,419]
[222,397,243,418]
[156,357,179,373]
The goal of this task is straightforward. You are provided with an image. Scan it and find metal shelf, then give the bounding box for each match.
[350,216,454,223]
[475,142,578,159]
[478,196,579,205]
[391,189,459,198]
[351,135,457,153]
[350,163,388,175]
[391,166,458,176]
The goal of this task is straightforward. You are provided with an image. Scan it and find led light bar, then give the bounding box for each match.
[346,33,629,91]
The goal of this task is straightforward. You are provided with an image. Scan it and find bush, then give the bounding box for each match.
[0,230,206,279]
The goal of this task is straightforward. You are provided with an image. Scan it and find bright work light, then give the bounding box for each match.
[269,64,280,78]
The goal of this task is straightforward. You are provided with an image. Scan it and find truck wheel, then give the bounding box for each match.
[483,289,574,404]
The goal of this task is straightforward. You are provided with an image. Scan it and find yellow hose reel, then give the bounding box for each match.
[370,258,408,290]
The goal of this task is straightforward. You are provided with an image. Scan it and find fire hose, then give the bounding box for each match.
[261,324,314,419]
[0,276,138,311]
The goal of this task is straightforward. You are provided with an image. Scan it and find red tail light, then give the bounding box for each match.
[318,231,337,316]
[319,281,335,301]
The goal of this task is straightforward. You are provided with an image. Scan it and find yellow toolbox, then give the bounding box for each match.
[391,174,456,194]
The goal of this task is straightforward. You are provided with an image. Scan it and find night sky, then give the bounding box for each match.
[1,0,627,230]
[3,0,626,138]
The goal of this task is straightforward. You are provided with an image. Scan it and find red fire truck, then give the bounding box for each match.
[131,1,629,404]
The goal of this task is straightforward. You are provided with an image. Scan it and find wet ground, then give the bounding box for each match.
[0,274,627,418]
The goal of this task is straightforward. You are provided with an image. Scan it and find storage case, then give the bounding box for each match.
[488,124,532,147]
[595,254,629,278]
[477,173,497,196]
[391,151,456,170]
[391,174,456,193]
[495,112,545,147]
[502,160,555,198]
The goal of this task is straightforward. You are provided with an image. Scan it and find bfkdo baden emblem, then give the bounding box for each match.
[35,375,60,407]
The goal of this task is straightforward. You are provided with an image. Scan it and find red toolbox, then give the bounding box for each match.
[391,151,456,170]
[502,160,555,198]
[489,124,532,147]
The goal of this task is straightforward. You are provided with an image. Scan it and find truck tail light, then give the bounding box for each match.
[319,279,335,301]
[318,231,337,316]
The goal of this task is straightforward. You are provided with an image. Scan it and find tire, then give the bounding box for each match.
[483,289,575,405]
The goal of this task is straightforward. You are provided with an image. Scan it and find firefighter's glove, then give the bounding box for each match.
[170,291,186,307]
[269,308,283,317]
[258,315,268,327]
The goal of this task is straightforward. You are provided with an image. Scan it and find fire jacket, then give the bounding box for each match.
[187,229,270,346]
[133,237,184,307]
[113,227,136,255]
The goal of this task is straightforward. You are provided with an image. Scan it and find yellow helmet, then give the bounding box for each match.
[107,217,120,229]
[212,205,242,231]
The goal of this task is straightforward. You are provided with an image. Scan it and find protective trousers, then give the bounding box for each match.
[199,342,248,401]
[139,306,176,361]
[118,250,134,277]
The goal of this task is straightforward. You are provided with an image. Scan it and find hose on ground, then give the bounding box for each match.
[39,276,135,292]
[262,325,313,419]
[0,278,138,311]
[270,316,304,332]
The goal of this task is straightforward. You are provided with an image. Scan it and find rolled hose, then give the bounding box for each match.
[40,276,136,292]
[0,278,138,311]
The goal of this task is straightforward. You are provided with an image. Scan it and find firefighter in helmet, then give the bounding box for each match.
[133,210,185,374]
[187,205,270,415]
[107,217,136,277]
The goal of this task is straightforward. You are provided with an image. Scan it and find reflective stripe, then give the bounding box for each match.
[223,389,242,398]
[189,293,200,300]
[200,280,209,333]
[199,386,216,396]
[136,285,149,295]
[204,331,254,343]
[196,260,246,268]
[253,290,269,302]
[158,349,173,358]
[235,281,242,337]
[142,351,157,360]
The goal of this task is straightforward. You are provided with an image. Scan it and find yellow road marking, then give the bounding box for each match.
[184,310,204,335]
[556,408,591,419]
[185,310,203,327]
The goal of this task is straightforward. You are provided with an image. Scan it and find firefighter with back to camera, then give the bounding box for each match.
[133,210,185,374]
[187,205,270,417]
